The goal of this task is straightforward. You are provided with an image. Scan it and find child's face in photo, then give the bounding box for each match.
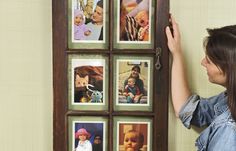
[79,134,87,141]
[135,11,149,28]
[128,78,135,87]
[74,14,83,25]
[124,132,141,151]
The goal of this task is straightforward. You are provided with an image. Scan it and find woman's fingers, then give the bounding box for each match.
[165,15,181,54]
[166,26,173,40]
[170,15,180,41]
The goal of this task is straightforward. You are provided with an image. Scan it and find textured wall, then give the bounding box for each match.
[0,1,52,151]
[168,0,236,150]
[1,0,236,151]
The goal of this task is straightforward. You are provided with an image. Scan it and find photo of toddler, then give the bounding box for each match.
[123,77,141,103]
[123,130,144,151]
[74,9,91,40]
[75,128,92,151]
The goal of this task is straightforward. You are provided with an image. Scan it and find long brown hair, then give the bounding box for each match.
[204,25,236,120]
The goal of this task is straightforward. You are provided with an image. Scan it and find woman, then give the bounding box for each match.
[124,65,144,103]
[166,16,236,150]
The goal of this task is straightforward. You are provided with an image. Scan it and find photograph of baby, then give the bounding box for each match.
[73,122,105,151]
[72,59,105,104]
[118,0,151,43]
[117,122,150,151]
[116,59,150,105]
[72,0,105,42]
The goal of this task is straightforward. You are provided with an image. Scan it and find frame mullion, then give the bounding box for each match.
[52,0,68,150]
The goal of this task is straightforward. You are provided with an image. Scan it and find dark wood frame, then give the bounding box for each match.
[52,0,170,150]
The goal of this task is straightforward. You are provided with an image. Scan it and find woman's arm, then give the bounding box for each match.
[166,16,191,117]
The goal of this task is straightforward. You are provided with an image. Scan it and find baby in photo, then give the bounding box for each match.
[123,77,141,103]
[74,9,91,40]
[123,130,144,151]
[135,10,149,41]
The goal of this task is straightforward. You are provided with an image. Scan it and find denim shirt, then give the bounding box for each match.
[179,92,236,151]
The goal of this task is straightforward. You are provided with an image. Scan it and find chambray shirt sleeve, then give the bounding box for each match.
[179,92,226,128]
[179,94,201,129]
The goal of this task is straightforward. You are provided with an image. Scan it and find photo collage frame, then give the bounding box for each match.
[53,0,169,150]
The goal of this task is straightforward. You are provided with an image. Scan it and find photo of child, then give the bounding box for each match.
[74,9,91,40]
[123,130,144,151]
[118,0,151,42]
[123,77,141,103]
[73,122,105,151]
[116,60,150,105]
[72,0,105,42]
[75,128,92,151]
[118,122,149,151]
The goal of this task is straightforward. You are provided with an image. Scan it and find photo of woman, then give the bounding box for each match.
[116,59,150,105]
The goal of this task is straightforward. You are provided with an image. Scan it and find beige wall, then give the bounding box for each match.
[169,0,236,150]
[0,0,52,151]
[1,0,236,151]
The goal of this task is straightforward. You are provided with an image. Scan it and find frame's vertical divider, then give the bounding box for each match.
[52,0,68,151]
[155,0,170,150]
[108,0,113,151]
[108,52,113,151]
[153,0,158,150]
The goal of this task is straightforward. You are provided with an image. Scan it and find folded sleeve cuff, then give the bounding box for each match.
[179,94,200,129]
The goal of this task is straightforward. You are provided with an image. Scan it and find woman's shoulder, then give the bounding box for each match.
[213,109,236,129]
[203,91,226,100]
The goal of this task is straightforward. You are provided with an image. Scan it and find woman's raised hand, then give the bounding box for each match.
[165,15,182,56]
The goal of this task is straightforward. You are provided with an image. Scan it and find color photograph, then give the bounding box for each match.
[73,121,106,151]
[116,59,150,106]
[117,122,150,151]
[72,0,105,43]
[117,0,151,43]
[72,59,105,105]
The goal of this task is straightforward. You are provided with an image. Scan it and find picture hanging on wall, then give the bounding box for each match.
[113,0,154,49]
[113,116,152,151]
[68,54,109,111]
[68,116,108,151]
[68,0,109,49]
[113,55,153,111]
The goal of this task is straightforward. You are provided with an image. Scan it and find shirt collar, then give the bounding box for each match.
[214,92,228,116]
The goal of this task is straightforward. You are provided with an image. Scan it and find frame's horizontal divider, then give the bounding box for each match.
[111,50,155,54]
[66,49,157,54]
[66,110,110,116]
[66,50,110,54]
[112,111,155,117]
[66,111,155,117]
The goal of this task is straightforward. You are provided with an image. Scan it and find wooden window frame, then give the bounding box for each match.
[52,0,170,150]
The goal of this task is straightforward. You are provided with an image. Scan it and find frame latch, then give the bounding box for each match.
[155,47,162,70]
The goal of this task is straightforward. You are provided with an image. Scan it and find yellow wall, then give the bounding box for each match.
[1,0,236,151]
[169,0,236,150]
